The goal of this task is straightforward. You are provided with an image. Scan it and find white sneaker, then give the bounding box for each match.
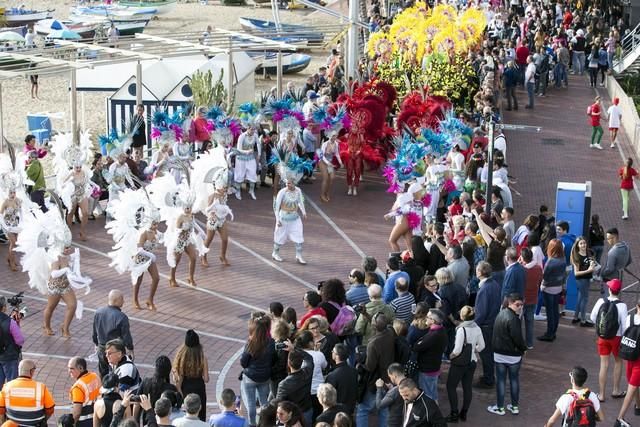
[347,187,353,196]
[534,314,547,321]
[296,255,307,265]
[271,252,283,262]
[249,190,256,200]
[594,144,603,150]
[234,191,242,200]
[623,215,629,220]
[611,143,615,148]
[507,404,519,415]
[487,405,506,416]
[353,188,358,196]
[589,144,595,148]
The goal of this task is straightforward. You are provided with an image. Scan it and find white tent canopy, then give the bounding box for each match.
[77,53,256,102]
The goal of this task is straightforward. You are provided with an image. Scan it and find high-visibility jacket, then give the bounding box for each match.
[69,372,101,427]
[0,376,55,426]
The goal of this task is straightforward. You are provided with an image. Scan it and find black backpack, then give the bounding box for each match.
[620,315,640,361]
[596,300,621,339]
[565,389,597,427]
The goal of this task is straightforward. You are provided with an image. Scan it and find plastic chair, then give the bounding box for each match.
[26,114,52,145]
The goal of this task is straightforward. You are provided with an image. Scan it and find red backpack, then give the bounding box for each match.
[565,389,597,427]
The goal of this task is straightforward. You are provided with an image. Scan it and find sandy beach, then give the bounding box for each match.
[1,0,336,145]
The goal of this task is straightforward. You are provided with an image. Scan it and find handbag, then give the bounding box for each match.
[450,327,473,367]
[404,352,419,379]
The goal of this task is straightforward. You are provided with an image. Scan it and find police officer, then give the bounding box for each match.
[68,357,101,427]
[0,359,55,426]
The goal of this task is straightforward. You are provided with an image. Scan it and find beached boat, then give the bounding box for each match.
[116,0,177,15]
[3,7,54,27]
[239,17,324,45]
[35,19,99,39]
[66,14,150,36]
[70,5,157,22]
[252,52,312,74]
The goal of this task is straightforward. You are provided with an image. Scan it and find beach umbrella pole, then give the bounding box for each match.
[347,0,359,79]
[276,49,282,98]
[70,68,79,145]
[136,60,142,106]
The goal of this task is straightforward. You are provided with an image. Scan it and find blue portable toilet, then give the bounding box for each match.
[555,181,592,312]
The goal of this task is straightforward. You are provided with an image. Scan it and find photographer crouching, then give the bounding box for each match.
[0,296,25,387]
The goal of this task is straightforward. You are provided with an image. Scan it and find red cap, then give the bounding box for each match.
[607,278,622,293]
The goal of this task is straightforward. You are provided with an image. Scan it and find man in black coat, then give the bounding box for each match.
[326,343,358,415]
[272,350,314,420]
[398,378,447,427]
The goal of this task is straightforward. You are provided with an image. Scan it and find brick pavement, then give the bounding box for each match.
[1,71,640,425]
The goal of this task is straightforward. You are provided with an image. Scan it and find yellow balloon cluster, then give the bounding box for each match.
[367,3,486,64]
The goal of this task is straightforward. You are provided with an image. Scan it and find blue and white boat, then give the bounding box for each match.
[70,5,157,22]
[239,17,324,45]
[251,52,312,74]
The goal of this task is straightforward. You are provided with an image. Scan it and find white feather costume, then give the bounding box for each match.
[106,188,163,284]
[49,132,94,210]
[196,146,234,230]
[15,207,92,299]
[147,175,207,268]
[0,148,36,234]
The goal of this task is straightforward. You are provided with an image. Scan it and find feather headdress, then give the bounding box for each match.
[310,104,350,136]
[269,146,314,184]
[383,133,429,192]
[262,97,306,133]
[151,107,187,143]
[98,129,132,158]
[237,102,262,129]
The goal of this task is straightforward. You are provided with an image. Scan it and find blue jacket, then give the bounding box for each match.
[240,338,275,383]
[475,278,502,327]
[560,233,577,264]
[501,263,526,300]
[383,271,410,303]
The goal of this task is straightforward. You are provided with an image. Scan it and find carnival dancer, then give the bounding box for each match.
[310,104,349,203]
[383,133,430,251]
[98,130,135,211]
[50,132,94,242]
[147,141,172,178]
[233,126,260,200]
[270,149,313,264]
[0,143,34,272]
[106,188,162,311]
[148,174,207,288]
[234,103,262,201]
[16,193,91,338]
[195,147,234,268]
[261,97,307,197]
[151,108,190,184]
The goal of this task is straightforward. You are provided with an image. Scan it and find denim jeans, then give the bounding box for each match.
[240,375,270,426]
[356,390,388,427]
[495,361,521,408]
[575,278,591,322]
[479,325,495,385]
[523,304,535,348]
[535,289,544,315]
[543,292,560,337]
[573,51,585,74]
[555,63,568,87]
[0,360,18,387]
[593,245,604,264]
[526,82,535,107]
[419,372,439,402]
[505,86,518,110]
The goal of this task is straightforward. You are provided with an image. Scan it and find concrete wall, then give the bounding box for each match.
[606,75,640,158]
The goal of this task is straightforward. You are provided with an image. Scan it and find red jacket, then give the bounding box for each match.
[189,117,210,142]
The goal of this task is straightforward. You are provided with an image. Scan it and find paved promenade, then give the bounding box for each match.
[2,71,640,425]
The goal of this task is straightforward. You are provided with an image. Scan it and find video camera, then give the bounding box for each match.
[7,292,27,324]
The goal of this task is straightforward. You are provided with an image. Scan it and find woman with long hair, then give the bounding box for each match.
[295,330,327,419]
[169,203,200,287]
[384,183,425,252]
[62,163,92,241]
[201,177,232,267]
[318,132,343,203]
[276,401,305,427]
[270,320,291,398]
[240,313,274,427]
[619,157,638,220]
[570,237,597,327]
[537,239,566,342]
[172,330,209,421]
[137,355,178,423]
[132,219,161,311]
[445,306,485,422]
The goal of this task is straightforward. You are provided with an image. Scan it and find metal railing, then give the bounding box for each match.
[614,21,640,73]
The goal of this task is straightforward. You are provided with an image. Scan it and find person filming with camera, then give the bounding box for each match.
[0,296,25,387]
